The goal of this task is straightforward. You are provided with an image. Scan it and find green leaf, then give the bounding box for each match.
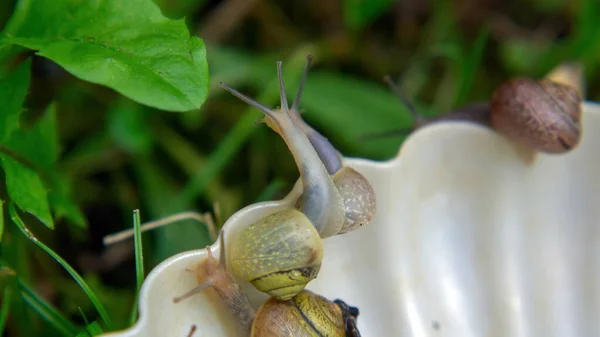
[0,156,54,229]
[47,173,86,227]
[6,102,59,170]
[301,71,413,159]
[3,103,86,227]
[9,203,113,329]
[0,58,30,143]
[3,0,209,112]
[500,37,549,74]
[18,278,80,337]
[343,0,394,30]
[107,99,153,155]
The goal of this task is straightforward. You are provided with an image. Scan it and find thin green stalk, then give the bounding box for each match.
[18,279,80,336]
[133,209,144,292]
[453,27,490,107]
[0,285,12,334]
[129,209,144,325]
[0,199,4,243]
[9,203,113,329]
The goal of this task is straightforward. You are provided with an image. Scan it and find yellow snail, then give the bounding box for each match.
[173,233,361,337]
[103,56,377,302]
[228,209,323,300]
[102,208,323,300]
[220,55,376,238]
[380,74,582,154]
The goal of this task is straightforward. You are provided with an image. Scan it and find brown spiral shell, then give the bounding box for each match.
[490,78,582,153]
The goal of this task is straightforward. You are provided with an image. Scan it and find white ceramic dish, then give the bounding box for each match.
[101,102,600,337]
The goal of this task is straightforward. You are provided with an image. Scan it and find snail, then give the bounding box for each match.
[220,55,376,238]
[379,72,582,154]
[102,204,322,300]
[288,55,377,235]
[173,232,361,336]
[227,209,323,300]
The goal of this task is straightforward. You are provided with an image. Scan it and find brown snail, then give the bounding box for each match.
[490,77,581,153]
[380,72,582,154]
[173,233,361,337]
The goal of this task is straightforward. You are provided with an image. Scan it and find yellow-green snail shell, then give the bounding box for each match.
[229,209,323,300]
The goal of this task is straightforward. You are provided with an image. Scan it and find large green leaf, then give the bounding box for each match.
[0,58,30,142]
[300,71,414,160]
[2,0,209,112]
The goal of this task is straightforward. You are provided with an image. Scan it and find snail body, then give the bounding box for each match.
[220,60,345,239]
[288,56,376,234]
[173,235,360,337]
[384,73,582,154]
[220,56,376,238]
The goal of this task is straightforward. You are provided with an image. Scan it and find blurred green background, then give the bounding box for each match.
[1,0,599,335]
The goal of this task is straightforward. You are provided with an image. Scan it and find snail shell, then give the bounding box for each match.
[229,209,323,300]
[173,235,359,337]
[490,77,582,153]
[251,290,347,337]
[296,166,377,234]
[383,73,583,155]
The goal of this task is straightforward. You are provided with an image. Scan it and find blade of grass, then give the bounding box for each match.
[78,307,90,326]
[253,178,286,203]
[453,27,490,107]
[0,284,13,334]
[152,122,240,216]
[134,158,210,262]
[133,209,144,290]
[85,321,104,335]
[129,209,144,325]
[0,199,4,243]
[174,46,316,206]
[9,203,113,329]
[18,278,80,336]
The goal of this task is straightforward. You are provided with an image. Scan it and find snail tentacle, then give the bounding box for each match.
[221,61,346,238]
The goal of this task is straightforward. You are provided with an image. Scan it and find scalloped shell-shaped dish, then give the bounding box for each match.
[102,102,600,337]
